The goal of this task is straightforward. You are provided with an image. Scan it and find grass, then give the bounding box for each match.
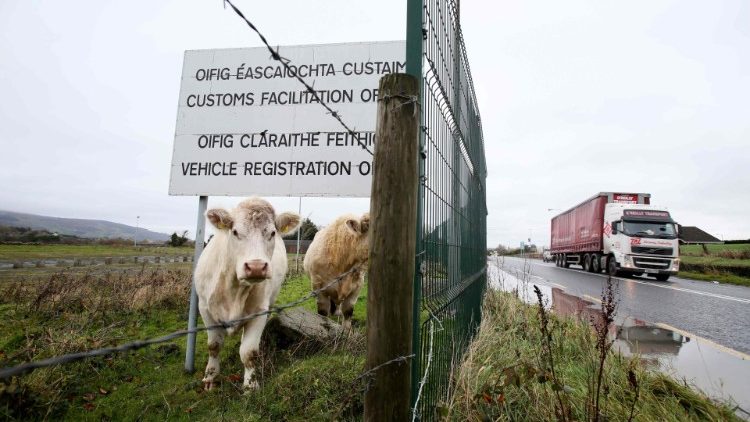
[278,271,369,327]
[448,289,740,421]
[0,267,370,421]
[0,244,740,420]
[680,255,750,267]
[680,243,750,256]
[0,244,193,261]
[676,270,750,288]
[676,243,750,286]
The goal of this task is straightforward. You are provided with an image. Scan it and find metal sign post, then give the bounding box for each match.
[185,195,207,373]
[295,197,302,273]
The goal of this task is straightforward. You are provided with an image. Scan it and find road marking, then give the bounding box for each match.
[583,294,601,304]
[528,274,565,289]
[655,322,750,361]
[516,259,750,305]
[489,263,564,290]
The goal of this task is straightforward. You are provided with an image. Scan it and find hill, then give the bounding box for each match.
[0,210,170,242]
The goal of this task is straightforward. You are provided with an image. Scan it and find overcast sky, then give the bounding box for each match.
[1,0,748,247]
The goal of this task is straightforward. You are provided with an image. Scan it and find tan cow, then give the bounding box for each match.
[195,197,300,391]
[303,213,370,329]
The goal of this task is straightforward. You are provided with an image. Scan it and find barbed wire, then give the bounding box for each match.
[0,264,364,380]
[332,353,416,418]
[357,354,415,385]
[221,0,374,156]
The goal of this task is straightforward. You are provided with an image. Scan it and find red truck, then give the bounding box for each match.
[550,192,680,281]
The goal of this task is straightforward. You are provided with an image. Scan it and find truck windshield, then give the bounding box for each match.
[623,221,677,238]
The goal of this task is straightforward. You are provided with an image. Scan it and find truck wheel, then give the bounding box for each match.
[591,254,601,273]
[655,274,670,282]
[607,257,618,276]
[583,254,591,272]
[555,255,561,267]
[562,254,570,268]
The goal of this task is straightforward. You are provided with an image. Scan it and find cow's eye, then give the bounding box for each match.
[269,230,276,239]
[232,229,239,237]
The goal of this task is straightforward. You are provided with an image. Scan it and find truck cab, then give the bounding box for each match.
[603,204,680,281]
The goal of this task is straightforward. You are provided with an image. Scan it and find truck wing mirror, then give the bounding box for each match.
[611,223,618,234]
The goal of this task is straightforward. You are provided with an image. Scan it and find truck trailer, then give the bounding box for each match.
[550,192,679,281]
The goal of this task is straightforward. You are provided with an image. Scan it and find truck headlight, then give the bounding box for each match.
[671,259,680,271]
[623,255,634,268]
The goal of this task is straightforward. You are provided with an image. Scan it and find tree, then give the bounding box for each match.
[168,230,189,247]
[284,218,319,241]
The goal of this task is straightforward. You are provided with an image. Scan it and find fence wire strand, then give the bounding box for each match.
[0,265,363,380]
[222,0,374,156]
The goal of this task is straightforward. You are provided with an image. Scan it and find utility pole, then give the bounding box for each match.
[365,73,420,421]
[134,215,140,247]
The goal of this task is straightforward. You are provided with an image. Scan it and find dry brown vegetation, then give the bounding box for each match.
[3,267,190,316]
[448,288,740,421]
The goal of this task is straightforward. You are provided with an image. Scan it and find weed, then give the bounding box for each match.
[626,360,639,422]
[447,290,739,421]
[533,285,569,421]
[588,276,618,421]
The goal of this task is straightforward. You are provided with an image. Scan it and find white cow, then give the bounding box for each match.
[195,197,300,391]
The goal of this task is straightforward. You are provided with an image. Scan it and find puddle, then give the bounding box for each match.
[488,262,552,307]
[488,261,750,416]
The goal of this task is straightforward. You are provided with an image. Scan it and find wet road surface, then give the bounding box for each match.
[496,256,750,354]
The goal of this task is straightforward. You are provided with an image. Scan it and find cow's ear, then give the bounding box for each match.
[359,214,370,234]
[207,208,234,230]
[276,212,301,235]
[346,219,360,234]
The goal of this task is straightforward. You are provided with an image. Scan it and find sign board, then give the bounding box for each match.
[612,193,639,204]
[169,41,406,197]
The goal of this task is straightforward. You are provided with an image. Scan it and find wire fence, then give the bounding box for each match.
[409,0,488,418]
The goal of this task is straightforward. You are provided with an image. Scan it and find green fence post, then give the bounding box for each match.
[406,0,425,414]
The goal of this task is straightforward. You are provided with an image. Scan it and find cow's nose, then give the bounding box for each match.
[244,260,269,279]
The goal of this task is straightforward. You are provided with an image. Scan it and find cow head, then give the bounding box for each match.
[345,212,371,262]
[345,213,370,235]
[207,198,300,283]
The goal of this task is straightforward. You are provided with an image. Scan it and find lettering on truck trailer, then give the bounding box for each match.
[613,193,638,204]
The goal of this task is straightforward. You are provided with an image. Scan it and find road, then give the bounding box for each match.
[497,256,750,355]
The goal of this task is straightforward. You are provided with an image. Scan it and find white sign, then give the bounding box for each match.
[169,41,406,197]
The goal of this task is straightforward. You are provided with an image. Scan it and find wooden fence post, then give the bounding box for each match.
[365,73,420,421]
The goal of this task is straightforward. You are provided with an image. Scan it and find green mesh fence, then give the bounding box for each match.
[407,0,488,418]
